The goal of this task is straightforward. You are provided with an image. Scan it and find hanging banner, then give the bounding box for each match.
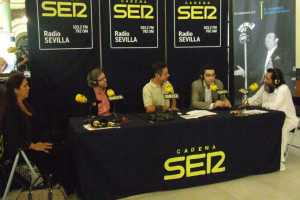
[174,0,222,48]
[36,0,93,50]
[233,0,296,99]
[109,0,158,48]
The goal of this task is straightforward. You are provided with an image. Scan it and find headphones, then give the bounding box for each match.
[91,118,108,128]
[87,68,104,87]
[88,71,98,87]
[272,68,281,86]
[200,65,216,80]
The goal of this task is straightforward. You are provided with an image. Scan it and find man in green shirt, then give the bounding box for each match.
[143,62,179,113]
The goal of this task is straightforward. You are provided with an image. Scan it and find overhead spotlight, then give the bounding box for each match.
[22,16,28,23]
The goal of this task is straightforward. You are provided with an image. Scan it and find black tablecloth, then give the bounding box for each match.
[68,109,285,200]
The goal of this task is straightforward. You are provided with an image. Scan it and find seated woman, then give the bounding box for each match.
[87,68,110,116]
[0,73,74,195]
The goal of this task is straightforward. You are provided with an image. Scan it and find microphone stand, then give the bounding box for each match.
[111,101,121,122]
[83,103,96,124]
[168,98,174,115]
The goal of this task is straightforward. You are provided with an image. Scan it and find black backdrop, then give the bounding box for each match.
[166,0,228,107]
[25,0,229,134]
[100,0,166,113]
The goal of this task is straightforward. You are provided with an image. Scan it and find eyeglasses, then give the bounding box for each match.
[97,76,107,82]
[204,74,216,78]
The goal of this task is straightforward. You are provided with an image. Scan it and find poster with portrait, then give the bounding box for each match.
[233,0,296,101]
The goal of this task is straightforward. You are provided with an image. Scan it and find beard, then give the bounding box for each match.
[264,83,275,94]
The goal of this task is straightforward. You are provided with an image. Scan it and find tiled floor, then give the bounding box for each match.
[2,131,300,200]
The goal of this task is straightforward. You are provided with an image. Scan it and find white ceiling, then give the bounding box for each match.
[10,0,25,9]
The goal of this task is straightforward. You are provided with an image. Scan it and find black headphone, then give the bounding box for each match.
[272,68,281,86]
[88,71,98,87]
[200,69,204,80]
[91,118,108,128]
[200,65,215,80]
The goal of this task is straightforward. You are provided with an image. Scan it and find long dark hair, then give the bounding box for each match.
[0,73,31,127]
[267,68,285,88]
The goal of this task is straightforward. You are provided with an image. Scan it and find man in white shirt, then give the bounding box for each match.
[247,68,298,171]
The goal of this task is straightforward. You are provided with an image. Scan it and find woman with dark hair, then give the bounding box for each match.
[0,73,73,194]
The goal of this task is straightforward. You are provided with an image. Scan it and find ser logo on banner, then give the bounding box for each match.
[177,5,217,19]
[41,1,88,17]
[36,0,93,50]
[113,4,154,19]
[164,145,225,180]
[174,0,222,48]
[109,0,158,49]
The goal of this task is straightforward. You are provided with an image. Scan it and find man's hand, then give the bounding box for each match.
[213,100,224,109]
[224,101,232,108]
[30,142,53,153]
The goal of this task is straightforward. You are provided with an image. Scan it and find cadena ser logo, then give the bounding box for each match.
[40,0,88,18]
[177,4,217,20]
[164,145,225,181]
[110,0,158,48]
[174,0,222,48]
[37,0,93,50]
[113,0,154,19]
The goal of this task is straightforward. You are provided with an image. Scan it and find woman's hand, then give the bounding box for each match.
[30,142,53,153]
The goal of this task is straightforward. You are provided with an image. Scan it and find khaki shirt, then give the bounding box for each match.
[143,80,173,108]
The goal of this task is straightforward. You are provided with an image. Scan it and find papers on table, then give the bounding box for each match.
[180,110,217,119]
[242,110,268,115]
[83,123,120,131]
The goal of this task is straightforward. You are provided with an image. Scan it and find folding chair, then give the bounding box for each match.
[285,118,300,162]
[2,148,38,200]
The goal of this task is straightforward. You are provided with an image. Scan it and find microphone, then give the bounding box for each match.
[7,47,19,55]
[7,47,16,53]
[239,83,259,94]
[106,89,124,101]
[106,89,123,122]
[165,85,173,93]
[249,83,258,91]
[164,85,179,99]
[210,84,228,95]
[238,83,259,108]
[75,94,88,103]
[75,94,101,105]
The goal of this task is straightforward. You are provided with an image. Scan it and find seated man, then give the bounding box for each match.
[87,68,110,116]
[190,65,231,110]
[247,68,298,171]
[143,62,179,113]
